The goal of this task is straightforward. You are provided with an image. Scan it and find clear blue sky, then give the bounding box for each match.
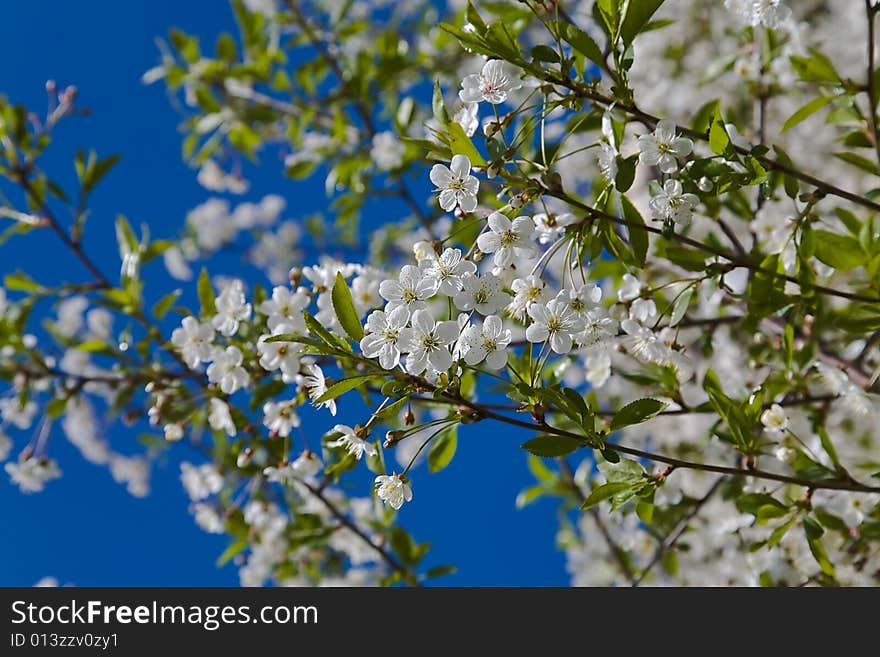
[0,0,568,586]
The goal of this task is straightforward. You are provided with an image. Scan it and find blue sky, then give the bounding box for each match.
[0,0,569,586]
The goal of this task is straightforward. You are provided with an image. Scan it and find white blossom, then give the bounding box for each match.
[419,247,476,296]
[399,309,459,375]
[374,473,412,510]
[638,119,693,174]
[760,403,789,434]
[460,315,511,370]
[301,363,336,415]
[206,346,249,394]
[454,272,507,315]
[208,398,237,436]
[525,294,583,354]
[5,458,61,493]
[477,213,538,268]
[327,424,377,460]
[180,462,223,501]
[379,265,438,318]
[262,399,300,437]
[211,279,251,337]
[649,179,699,225]
[171,316,215,368]
[459,60,522,105]
[429,154,479,213]
[371,131,405,171]
[360,306,410,370]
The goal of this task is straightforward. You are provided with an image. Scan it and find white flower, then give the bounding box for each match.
[459,60,522,105]
[327,424,377,460]
[583,350,612,388]
[0,397,38,430]
[760,403,789,434]
[525,294,584,354]
[420,248,477,296]
[211,279,251,337]
[618,273,643,302]
[257,331,302,378]
[192,502,225,534]
[477,212,538,268]
[399,309,460,375]
[164,423,184,442]
[208,398,237,436]
[533,212,577,245]
[301,363,336,416]
[507,275,549,320]
[374,473,413,510]
[454,102,479,136]
[360,306,410,370]
[262,399,300,437]
[577,307,618,349]
[206,346,249,394]
[620,319,669,363]
[379,265,439,318]
[0,430,11,461]
[262,463,297,486]
[371,131,405,171]
[649,179,699,224]
[564,283,603,319]
[259,286,308,333]
[629,298,657,324]
[597,141,618,182]
[197,159,248,194]
[724,0,791,28]
[638,119,693,174]
[460,315,511,369]
[5,458,61,493]
[454,272,507,315]
[164,246,193,281]
[291,450,323,478]
[171,316,215,368]
[180,462,223,501]
[351,273,383,316]
[429,154,479,213]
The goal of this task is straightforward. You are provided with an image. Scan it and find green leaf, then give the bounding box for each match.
[531,44,559,63]
[620,0,665,45]
[708,111,733,157]
[447,121,487,167]
[812,230,868,271]
[331,271,364,342]
[46,397,68,419]
[668,288,693,327]
[520,435,583,457]
[833,151,880,176]
[216,538,248,567]
[610,398,667,431]
[114,214,138,260]
[804,520,835,576]
[619,194,647,267]
[152,289,181,319]
[314,375,374,404]
[615,154,637,193]
[197,267,216,317]
[432,80,450,125]
[580,481,633,510]
[562,24,604,66]
[782,95,834,133]
[4,271,42,293]
[428,427,457,473]
[423,565,457,580]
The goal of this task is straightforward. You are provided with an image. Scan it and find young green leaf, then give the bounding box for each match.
[331,271,365,342]
[520,435,583,457]
[610,398,667,431]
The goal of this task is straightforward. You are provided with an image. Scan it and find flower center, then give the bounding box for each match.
[500,229,518,247]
